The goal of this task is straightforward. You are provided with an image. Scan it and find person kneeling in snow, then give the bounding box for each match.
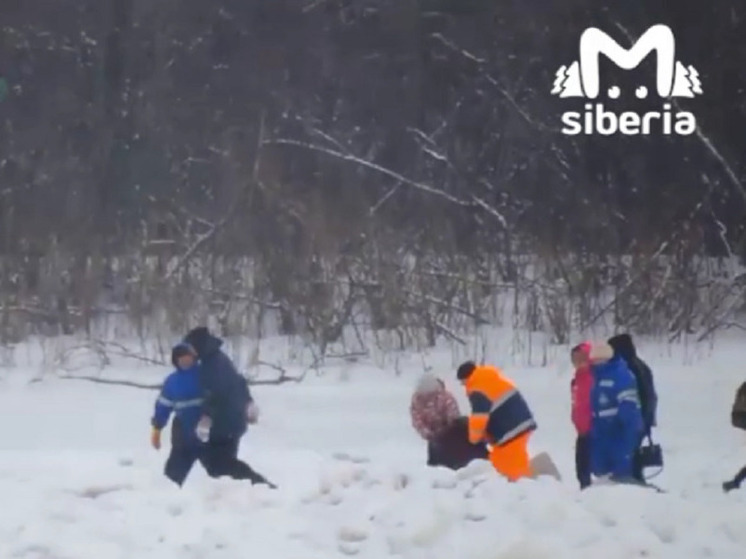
[410,374,488,469]
[456,361,536,481]
[588,342,644,484]
[457,362,560,482]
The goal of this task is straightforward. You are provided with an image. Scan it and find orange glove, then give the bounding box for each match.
[151,427,161,450]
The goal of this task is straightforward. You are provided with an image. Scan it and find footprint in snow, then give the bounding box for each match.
[338,542,361,556]
[75,484,133,499]
[12,544,55,559]
[337,526,368,543]
[464,510,487,522]
[168,504,184,517]
[332,452,370,464]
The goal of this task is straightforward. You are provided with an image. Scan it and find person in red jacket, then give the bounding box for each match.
[571,342,593,489]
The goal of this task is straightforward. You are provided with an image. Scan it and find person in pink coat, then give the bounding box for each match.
[571,342,593,489]
[410,374,489,469]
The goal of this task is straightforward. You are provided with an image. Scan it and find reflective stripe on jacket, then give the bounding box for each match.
[464,365,536,446]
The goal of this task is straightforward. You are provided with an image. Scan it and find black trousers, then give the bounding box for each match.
[631,433,644,482]
[426,417,489,470]
[164,435,270,487]
[575,434,591,489]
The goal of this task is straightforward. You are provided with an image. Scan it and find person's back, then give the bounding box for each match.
[410,374,460,442]
[608,334,657,432]
[459,364,536,446]
[457,361,537,481]
[184,326,253,439]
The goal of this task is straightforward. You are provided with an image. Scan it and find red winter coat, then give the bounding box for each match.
[410,377,460,441]
[571,366,593,435]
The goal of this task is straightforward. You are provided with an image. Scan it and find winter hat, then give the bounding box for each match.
[456,361,476,381]
[607,333,637,360]
[571,341,591,357]
[184,326,210,356]
[588,341,614,363]
[414,374,443,395]
[171,342,195,368]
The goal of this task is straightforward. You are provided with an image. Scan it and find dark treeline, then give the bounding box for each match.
[1,0,745,352]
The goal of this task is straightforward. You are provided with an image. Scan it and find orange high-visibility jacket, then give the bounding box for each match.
[464,365,537,445]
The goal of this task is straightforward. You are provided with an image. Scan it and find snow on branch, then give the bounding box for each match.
[262,138,472,207]
[59,371,306,390]
[59,375,162,390]
[613,22,746,204]
[430,33,557,133]
[165,114,266,281]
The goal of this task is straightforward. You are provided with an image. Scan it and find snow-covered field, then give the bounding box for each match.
[1,336,746,559]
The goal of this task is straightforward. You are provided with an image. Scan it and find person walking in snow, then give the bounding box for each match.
[570,342,593,489]
[150,343,209,486]
[456,361,538,481]
[177,326,274,487]
[722,380,746,493]
[410,374,487,469]
[607,333,659,482]
[588,342,644,483]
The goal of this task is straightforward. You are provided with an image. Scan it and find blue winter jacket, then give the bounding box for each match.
[185,330,252,439]
[590,355,644,479]
[151,363,204,447]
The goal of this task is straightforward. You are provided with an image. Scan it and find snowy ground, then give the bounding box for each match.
[1,336,746,558]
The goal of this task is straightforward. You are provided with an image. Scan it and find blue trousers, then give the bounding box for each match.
[591,428,637,479]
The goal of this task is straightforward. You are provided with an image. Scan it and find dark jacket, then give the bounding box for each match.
[184,327,253,439]
[427,416,489,470]
[608,334,658,432]
[151,360,204,448]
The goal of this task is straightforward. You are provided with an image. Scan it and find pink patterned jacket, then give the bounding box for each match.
[410,376,460,441]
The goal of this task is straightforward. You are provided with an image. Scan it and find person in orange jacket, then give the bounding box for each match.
[457,361,538,481]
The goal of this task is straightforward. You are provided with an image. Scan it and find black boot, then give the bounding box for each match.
[723,480,739,493]
[723,466,746,493]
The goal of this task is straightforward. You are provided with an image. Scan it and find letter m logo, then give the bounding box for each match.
[550,24,701,100]
[579,25,674,98]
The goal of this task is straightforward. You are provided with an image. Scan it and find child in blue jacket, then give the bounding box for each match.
[151,343,207,486]
[151,341,276,488]
[589,342,644,483]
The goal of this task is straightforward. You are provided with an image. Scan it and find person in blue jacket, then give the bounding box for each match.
[150,342,208,486]
[589,342,644,483]
[151,340,274,488]
[183,326,275,487]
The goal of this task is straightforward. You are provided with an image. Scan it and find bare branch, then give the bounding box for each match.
[431,33,558,133]
[262,138,472,207]
[613,22,746,204]
[60,375,162,390]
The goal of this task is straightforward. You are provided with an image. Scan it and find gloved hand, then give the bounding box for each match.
[195,416,212,443]
[246,402,259,424]
[151,427,161,450]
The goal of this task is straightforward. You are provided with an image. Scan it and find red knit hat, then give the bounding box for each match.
[571,341,591,357]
